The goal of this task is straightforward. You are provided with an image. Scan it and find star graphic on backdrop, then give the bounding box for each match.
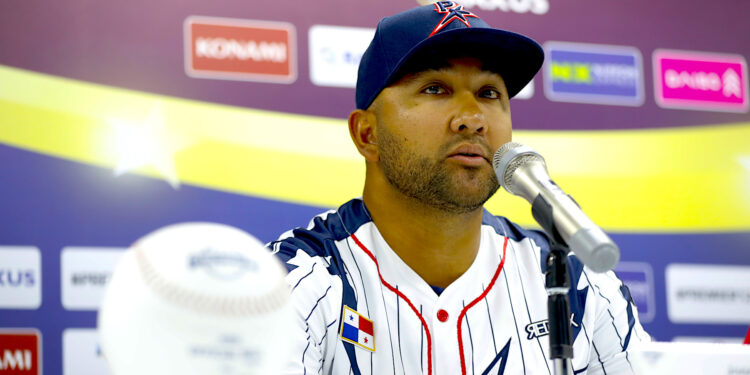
[364,337,368,343]
[109,102,188,189]
[740,156,750,173]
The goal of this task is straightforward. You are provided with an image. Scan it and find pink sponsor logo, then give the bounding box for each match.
[654,49,748,113]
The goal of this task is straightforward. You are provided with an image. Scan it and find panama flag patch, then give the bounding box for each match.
[340,305,375,351]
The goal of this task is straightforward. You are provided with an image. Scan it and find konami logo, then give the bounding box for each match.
[654,49,748,113]
[0,330,41,374]
[184,16,296,83]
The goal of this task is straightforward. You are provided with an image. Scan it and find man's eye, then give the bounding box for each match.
[479,88,501,99]
[423,85,446,94]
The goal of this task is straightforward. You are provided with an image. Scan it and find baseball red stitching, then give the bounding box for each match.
[134,247,290,316]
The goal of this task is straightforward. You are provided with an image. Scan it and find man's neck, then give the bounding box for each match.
[362,176,485,289]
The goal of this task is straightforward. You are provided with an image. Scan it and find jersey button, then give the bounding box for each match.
[437,309,449,322]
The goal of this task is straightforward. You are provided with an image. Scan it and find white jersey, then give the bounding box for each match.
[269,198,649,375]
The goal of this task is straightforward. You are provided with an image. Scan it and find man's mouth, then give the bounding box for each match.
[448,144,490,166]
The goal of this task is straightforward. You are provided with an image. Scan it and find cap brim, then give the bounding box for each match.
[386,27,544,98]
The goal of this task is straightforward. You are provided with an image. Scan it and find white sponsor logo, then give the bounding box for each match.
[194,38,287,62]
[723,69,743,97]
[61,247,126,311]
[184,16,297,83]
[0,329,42,373]
[417,0,549,15]
[664,68,742,98]
[63,329,110,375]
[0,247,41,309]
[590,64,639,86]
[666,264,750,324]
[309,25,374,88]
[0,350,32,371]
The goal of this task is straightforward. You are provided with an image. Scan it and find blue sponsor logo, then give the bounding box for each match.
[320,47,363,66]
[0,269,35,287]
[189,249,258,281]
[615,262,655,323]
[544,42,644,106]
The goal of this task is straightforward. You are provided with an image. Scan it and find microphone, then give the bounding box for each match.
[492,142,619,273]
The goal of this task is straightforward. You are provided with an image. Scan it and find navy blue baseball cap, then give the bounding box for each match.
[355,1,544,109]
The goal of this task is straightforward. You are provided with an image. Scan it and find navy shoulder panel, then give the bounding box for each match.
[268,198,372,273]
[268,199,368,373]
[482,209,550,248]
[483,210,585,286]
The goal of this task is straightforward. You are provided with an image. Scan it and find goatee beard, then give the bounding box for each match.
[377,126,500,215]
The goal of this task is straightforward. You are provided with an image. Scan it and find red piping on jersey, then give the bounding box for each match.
[457,236,508,375]
[351,233,433,375]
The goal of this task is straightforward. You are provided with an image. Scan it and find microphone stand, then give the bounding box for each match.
[532,195,574,375]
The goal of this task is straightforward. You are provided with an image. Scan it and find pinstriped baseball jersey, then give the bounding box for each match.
[269,198,650,375]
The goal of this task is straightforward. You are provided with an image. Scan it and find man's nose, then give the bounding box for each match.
[449,92,486,135]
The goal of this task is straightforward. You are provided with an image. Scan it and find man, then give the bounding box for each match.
[268,2,649,374]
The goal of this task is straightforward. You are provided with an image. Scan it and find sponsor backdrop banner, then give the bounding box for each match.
[1,0,749,373]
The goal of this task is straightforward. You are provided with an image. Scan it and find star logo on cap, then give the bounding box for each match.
[429,1,478,37]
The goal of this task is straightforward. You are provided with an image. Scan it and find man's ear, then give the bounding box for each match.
[348,109,379,162]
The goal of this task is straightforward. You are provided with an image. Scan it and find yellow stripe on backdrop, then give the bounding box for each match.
[1,64,749,231]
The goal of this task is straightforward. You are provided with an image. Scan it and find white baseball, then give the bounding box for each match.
[98,222,294,375]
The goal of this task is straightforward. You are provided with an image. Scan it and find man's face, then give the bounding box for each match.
[371,57,512,214]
